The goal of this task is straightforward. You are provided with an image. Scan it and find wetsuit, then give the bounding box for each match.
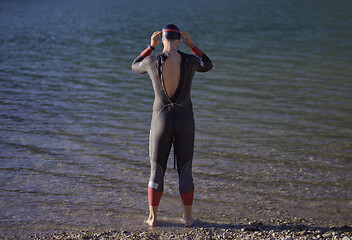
[131,45,212,206]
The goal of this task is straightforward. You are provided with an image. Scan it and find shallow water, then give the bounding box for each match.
[0,0,351,233]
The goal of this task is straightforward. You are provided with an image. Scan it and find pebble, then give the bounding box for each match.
[323,232,332,238]
[3,222,352,240]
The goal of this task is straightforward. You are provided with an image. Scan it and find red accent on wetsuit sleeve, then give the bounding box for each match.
[180,189,194,206]
[148,188,163,206]
[140,46,153,58]
[191,45,204,58]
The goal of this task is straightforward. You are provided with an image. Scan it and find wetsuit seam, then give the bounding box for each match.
[152,62,162,89]
[153,105,166,119]
[159,58,170,104]
[153,103,184,120]
[180,159,192,175]
[152,160,165,176]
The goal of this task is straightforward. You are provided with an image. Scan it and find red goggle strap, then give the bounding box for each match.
[162,29,180,33]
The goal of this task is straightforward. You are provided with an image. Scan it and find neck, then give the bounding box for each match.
[162,41,178,54]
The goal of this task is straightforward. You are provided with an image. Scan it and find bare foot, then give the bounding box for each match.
[146,205,158,226]
[145,217,157,227]
[183,205,194,227]
[184,217,195,227]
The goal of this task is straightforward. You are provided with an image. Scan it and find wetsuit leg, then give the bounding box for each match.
[174,109,195,205]
[148,109,173,206]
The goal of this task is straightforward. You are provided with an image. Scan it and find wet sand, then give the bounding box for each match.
[3,219,351,239]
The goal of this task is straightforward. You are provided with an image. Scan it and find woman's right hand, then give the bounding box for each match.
[150,31,161,48]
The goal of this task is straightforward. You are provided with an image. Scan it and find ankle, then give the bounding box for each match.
[147,213,157,226]
[183,205,192,218]
[183,215,194,227]
[147,205,158,226]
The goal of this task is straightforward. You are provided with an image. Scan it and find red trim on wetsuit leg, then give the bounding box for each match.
[191,46,204,58]
[140,47,153,58]
[180,189,194,206]
[148,188,163,206]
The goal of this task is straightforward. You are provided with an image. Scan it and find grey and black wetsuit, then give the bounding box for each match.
[131,45,212,206]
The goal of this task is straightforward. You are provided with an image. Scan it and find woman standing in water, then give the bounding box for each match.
[131,24,212,227]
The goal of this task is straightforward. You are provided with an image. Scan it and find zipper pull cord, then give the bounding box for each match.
[173,138,176,170]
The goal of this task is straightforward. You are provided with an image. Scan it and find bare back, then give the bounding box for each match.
[162,52,181,99]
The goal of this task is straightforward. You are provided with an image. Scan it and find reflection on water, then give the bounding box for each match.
[0,0,351,233]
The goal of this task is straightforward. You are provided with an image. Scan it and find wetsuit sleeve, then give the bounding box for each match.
[191,45,213,72]
[131,46,154,74]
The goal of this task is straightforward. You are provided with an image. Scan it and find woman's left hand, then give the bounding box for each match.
[181,31,195,49]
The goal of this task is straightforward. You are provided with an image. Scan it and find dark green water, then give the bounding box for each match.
[0,0,351,234]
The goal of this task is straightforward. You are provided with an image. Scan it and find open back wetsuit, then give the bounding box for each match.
[131,45,212,206]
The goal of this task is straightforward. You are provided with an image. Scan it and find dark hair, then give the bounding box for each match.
[162,24,181,40]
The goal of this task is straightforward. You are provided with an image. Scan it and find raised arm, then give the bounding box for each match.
[131,46,153,74]
[181,31,213,72]
[131,31,161,74]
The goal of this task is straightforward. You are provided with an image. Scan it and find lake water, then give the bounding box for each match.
[1,0,351,234]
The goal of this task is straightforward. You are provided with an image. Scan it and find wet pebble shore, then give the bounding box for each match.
[15,221,352,240]
[45,229,352,240]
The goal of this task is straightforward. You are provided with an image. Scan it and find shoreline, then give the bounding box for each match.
[3,219,351,239]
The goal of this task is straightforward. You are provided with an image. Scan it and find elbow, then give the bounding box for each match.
[131,62,138,73]
[208,61,213,71]
[202,54,213,72]
[203,61,213,72]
